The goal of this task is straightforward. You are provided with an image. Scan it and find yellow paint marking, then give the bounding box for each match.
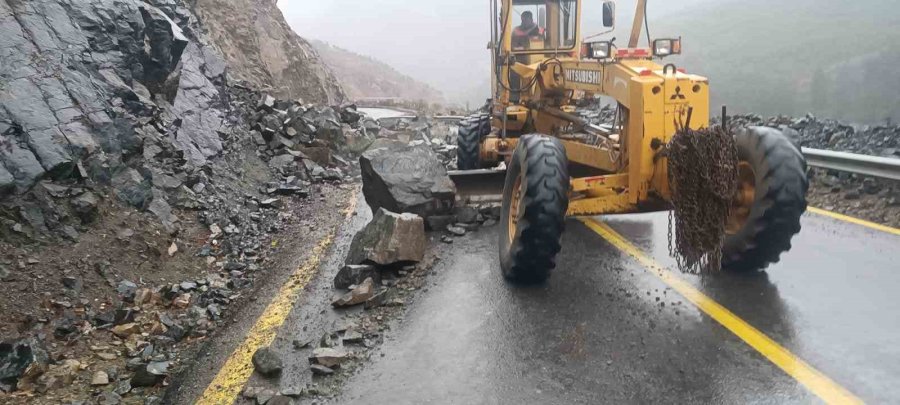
[580,218,864,405]
[196,191,358,405]
[808,207,900,236]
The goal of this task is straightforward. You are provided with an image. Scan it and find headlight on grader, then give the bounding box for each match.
[653,38,682,57]
[586,41,613,60]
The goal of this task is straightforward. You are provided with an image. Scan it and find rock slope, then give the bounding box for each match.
[192,0,345,104]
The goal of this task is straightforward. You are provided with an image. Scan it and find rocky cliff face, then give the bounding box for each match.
[0,0,344,199]
[191,0,345,104]
[0,0,228,197]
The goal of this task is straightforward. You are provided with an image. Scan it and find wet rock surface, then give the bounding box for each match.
[252,347,284,377]
[360,144,456,218]
[345,209,426,266]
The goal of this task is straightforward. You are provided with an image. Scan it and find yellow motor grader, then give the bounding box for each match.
[455,0,808,283]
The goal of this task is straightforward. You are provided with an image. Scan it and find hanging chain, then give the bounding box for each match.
[666,124,739,273]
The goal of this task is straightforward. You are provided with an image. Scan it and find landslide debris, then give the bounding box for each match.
[0,0,368,403]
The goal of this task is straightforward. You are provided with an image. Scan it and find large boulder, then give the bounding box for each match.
[360,144,455,218]
[346,208,425,266]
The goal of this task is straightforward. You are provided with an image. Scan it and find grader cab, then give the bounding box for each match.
[455,0,809,283]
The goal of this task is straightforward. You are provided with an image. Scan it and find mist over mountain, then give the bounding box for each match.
[310,40,445,104]
[654,0,900,123]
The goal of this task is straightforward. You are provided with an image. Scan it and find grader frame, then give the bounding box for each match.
[457,0,809,282]
[475,0,708,216]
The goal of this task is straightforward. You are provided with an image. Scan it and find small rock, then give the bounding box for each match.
[482,218,498,227]
[258,94,276,111]
[134,288,154,306]
[111,323,140,338]
[256,388,277,405]
[91,371,110,386]
[363,290,388,310]
[342,328,364,344]
[114,309,135,325]
[71,192,100,223]
[292,338,312,350]
[319,332,338,348]
[259,198,282,209]
[243,386,263,399]
[309,347,350,368]
[440,235,454,244]
[310,364,334,376]
[95,352,117,361]
[459,222,480,231]
[130,361,168,387]
[167,242,179,257]
[61,277,82,291]
[173,293,191,309]
[98,391,122,405]
[861,178,881,195]
[425,215,456,231]
[267,395,295,405]
[333,264,379,290]
[252,347,283,376]
[332,277,375,307]
[117,280,138,301]
[114,379,131,395]
[453,206,479,223]
[446,225,466,236]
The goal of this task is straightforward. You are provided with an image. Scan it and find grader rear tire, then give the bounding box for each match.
[499,134,570,283]
[722,126,809,272]
[457,114,490,170]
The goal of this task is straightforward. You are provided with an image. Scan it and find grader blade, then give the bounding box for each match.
[449,169,507,204]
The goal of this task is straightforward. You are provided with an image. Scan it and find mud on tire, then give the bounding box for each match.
[456,113,490,170]
[499,134,570,283]
[723,126,809,272]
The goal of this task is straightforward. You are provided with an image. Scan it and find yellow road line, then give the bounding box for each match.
[580,218,864,405]
[196,192,358,405]
[808,207,900,236]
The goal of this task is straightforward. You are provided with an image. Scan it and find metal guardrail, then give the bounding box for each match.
[802,148,900,181]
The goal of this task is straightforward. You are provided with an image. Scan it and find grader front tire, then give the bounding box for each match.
[457,114,490,170]
[723,127,809,272]
[499,134,570,284]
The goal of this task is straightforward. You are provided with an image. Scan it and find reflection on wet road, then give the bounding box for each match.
[337,212,899,404]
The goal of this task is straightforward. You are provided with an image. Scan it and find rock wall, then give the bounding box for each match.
[0,0,229,197]
[191,0,345,104]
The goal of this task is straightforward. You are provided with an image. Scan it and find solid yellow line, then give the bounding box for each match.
[580,218,864,405]
[196,192,358,405]
[808,207,900,236]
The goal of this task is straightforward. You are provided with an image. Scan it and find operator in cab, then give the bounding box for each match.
[512,11,544,49]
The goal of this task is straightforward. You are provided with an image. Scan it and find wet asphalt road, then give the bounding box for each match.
[336,212,900,404]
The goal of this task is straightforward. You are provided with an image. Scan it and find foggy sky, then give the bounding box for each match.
[279,0,718,105]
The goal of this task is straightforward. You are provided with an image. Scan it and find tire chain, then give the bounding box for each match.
[666,125,739,273]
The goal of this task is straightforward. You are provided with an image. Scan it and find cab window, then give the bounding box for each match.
[511,0,578,51]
